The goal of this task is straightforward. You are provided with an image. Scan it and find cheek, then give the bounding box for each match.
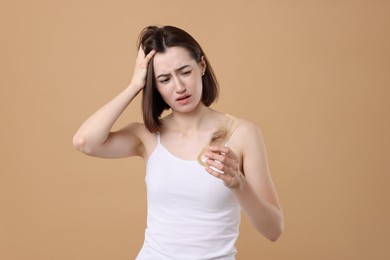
[195,77,204,93]
[155,86,171,103]
[155,84,166,96]
[188,74,202,88]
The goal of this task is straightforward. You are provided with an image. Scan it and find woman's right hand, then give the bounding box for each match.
[129,47,156,92]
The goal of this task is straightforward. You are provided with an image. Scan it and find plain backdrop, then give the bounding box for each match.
[1,0,389,259]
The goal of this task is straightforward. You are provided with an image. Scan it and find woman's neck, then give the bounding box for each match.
[167,105,216,134]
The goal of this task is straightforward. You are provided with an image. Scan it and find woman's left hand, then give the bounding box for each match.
[204,146,243,188]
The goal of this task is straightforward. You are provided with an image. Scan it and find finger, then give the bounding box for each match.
[205,166,226,180]
[208,161,239,179]
[207,147,238,164]
[136,49,155,70]
[209,146,231,155]
[137,46,146,59]
[205,158,226,172]
[145,49,156,61]
[205,164,243,188]
[204,150,226,164]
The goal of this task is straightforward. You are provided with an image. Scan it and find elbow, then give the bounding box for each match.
[256,209,283,242]
[72,135,92,154]
[267,213,284,242]
[268,223,283,242]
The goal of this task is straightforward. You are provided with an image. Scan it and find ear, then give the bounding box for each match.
[200,56,207,75]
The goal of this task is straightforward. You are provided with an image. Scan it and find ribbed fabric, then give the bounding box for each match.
[136,133,241,260]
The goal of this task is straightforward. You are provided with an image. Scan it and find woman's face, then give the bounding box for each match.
[153,46,206,114]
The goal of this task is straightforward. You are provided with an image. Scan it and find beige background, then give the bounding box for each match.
[1,0,389,259]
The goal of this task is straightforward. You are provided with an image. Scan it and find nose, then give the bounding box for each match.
[173,76,186,93]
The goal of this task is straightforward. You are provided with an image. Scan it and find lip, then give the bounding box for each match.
[175,94,191,102]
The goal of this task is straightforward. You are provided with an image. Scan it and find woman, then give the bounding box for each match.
[73,25,283,260]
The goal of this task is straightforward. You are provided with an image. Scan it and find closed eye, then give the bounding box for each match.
[181,70,192,76]
[159,77,170,84]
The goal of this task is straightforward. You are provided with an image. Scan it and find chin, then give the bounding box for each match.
[172,104,199,114]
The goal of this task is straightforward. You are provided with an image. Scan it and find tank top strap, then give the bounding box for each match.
[156,132,161,144]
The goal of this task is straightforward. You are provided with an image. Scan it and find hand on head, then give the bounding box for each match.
[130,47,156,92]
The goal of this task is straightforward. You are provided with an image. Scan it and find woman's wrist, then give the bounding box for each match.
[226,171,245,190]
[128,81,145,94]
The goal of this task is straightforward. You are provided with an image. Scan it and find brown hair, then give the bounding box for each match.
[138,25,219,132]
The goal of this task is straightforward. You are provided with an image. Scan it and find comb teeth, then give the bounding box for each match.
[210,128,228,144]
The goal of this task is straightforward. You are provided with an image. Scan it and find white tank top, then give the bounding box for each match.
[136,133,241,260]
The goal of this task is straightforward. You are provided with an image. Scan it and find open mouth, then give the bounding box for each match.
[176,94,191,101]
[176,94,191,104]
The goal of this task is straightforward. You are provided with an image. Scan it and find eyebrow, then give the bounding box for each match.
[156,65,191,79]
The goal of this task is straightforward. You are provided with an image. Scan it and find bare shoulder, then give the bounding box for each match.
[228,116,266,156]
[233,117,263,141]
[236,117,259,131]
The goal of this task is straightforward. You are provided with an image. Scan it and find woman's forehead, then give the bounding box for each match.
[153,47,197,74]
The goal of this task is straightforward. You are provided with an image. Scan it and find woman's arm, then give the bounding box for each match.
[204,119,283,241]
[72,48,155,158]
